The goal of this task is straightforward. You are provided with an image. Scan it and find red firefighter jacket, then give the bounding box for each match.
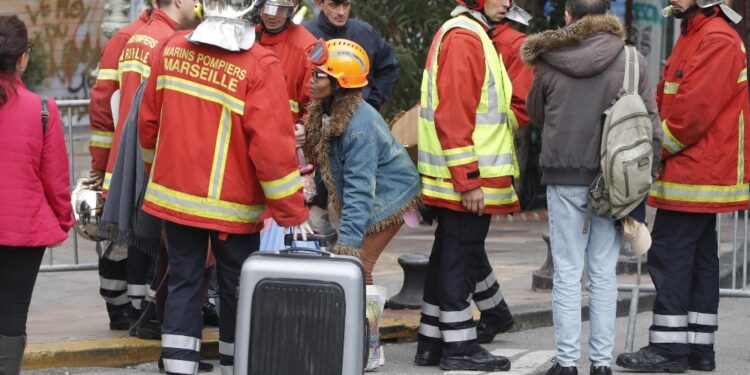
[422,24,520,215]
[138,31,309,234]
[89,9,151,172]
[102,9,176,196]
[256,24,317,122]
[648,7,750,213]
[491,22,533,128]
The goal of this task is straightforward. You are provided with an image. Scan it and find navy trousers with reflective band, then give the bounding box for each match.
[162,221,259,375]
[648,209,719,360]
[418,207,492,356]
[98,250,129,319]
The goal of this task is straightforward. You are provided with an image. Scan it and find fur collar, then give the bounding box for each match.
[521,14,626,66]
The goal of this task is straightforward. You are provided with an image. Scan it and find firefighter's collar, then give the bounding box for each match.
[187,16,256,51]
[451,5,490,29]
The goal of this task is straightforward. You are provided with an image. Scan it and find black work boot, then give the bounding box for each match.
[590,363,613,375]
[546,361,578,375]
[689,356,716,371]
[134,301,161,340]
[202,301,220,327]
[439,347,511,371]
[414,342,441,366]
[616,346,688,373]
[108,306,134,331]
[476,315,515,344]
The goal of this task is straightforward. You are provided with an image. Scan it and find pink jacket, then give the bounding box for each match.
[0,77,74,247]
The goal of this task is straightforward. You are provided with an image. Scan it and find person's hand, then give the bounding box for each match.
[461,188,485,216]
[288,221,313,242]
[84,170,104,189]
[294,123,306,148]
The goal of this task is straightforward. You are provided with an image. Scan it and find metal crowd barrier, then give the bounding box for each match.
[40,99,98,272]
[618,211,750,352]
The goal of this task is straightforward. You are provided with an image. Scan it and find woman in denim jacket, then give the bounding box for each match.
[304,39,420,285]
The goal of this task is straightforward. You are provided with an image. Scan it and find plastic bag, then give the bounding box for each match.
[365,285,387,371]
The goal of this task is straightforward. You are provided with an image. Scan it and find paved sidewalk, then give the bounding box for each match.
[24,208,747,370]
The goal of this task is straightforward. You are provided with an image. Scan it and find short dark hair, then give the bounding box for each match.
[565,0,609,20]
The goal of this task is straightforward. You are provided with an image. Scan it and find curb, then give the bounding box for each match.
[22,249,748,370]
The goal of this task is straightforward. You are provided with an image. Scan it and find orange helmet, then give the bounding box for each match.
[310,39,370,89]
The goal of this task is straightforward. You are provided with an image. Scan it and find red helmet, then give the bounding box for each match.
[455,0,484,11]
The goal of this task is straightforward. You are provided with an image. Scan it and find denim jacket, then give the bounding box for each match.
[306,93,420,252]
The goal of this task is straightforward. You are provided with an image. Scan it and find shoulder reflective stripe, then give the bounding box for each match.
[442,327,478,342]
[99,277,127,291]
[422,302,440,317]
[145,182,265,223]
[740,118,748,186]
[162,334,202,352]
[103,172,112,191]
[118,60,152,80]
[90,131,114,148]
[661,120,685,154]
[653,314,688,328]
[141,146,156,164]
[96,69,119,81]
[289,99,300,114]
[650,181,750,203]
[156,75,245,115]
[687,312,718,326]
[475,272,497,294]
[219,340,234,356]
[127,284,148,297]
[649,330,688,344]
[208,107,232,200]
[439,306,474,324]
[221,365,234,375]
[162,358,198,375]
[260,170,303,200]
[475,287,504,311]
[103,293,130,306]
[738,68,747,84]
[663,82,679,95]
[688,332,715,345]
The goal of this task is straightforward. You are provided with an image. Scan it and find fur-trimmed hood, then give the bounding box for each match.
[521,14,627,78]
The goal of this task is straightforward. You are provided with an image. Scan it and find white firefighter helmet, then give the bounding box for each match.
[71,178,104,242]
[188,0,258,51]
[697,0,742,24]
[202,0,260,19]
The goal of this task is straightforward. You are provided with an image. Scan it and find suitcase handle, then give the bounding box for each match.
[278,247,333,256]
[283,233,334,247]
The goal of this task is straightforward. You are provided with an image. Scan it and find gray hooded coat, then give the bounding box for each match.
[522,14,662,186]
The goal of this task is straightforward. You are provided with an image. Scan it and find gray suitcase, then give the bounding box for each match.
[234,234,367,375]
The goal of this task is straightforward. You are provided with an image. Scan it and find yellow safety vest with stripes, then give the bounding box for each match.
[418,16,519,201]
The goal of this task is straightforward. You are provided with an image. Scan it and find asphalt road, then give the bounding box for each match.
[22,298,750,375]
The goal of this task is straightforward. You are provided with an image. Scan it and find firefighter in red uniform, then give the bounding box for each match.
[137,0,311,372]
[414,0,519,371]
[87,6,154,332]
[96,0,197,340]
[617,1,748,373]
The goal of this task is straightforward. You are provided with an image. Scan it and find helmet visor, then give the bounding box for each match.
[263,3,294,17]
[203,0,258,19]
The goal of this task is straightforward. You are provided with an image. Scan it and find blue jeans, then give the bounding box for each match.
[547,185,621,367]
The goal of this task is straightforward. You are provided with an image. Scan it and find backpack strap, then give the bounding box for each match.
[622,46,640,95]
[40,95,49,135]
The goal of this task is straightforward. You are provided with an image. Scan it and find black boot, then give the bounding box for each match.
[108,306,134,331]
[689,356,716,371]
[476,315,515,344]
[135,302,161,340]
[590,363,612,375]
[439,347,511,371]
[202,301,220,327]
[414,342,441,366]
[616,346,688,373]
[0,335,26,375]
[545,361,578,375]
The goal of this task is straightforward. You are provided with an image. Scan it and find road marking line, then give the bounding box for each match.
[505,350,556,374]
[490,348,527,358]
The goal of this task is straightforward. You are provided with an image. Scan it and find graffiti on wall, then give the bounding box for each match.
[4,0,107,121]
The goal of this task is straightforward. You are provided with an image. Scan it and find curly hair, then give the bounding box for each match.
[0,15,29,107]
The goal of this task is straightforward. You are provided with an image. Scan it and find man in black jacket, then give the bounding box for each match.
[303,0,399,111]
